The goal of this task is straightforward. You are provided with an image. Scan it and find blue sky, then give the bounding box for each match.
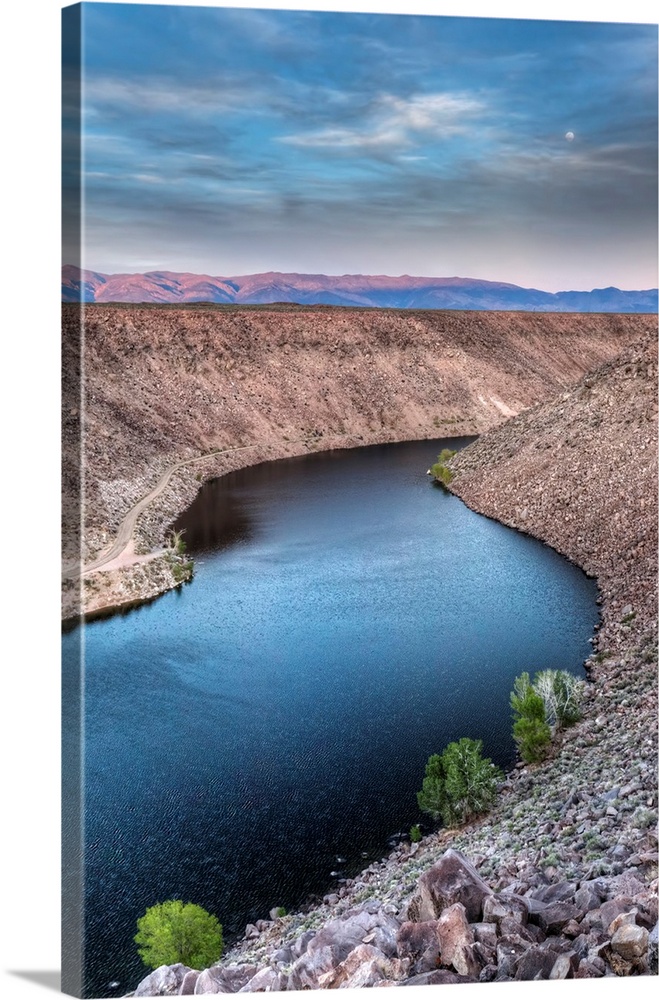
[66,1,658,289]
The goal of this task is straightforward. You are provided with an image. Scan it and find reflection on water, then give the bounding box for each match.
[63,437,598,998]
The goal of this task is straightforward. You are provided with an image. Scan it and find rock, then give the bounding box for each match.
[395,921,440,971]
[436,902,483,977]
[529,881,576,905]
[471,921,499,954]
[238,968,286,992]
[180,971,199,995]
[291,930,316,958]
[536,902,584,935]
[397,969,477,986]
[515,944,561,980]
[244,924,260,940]
[271,946,293,966]
[496,936,530,978]
[648,921,658,973]
[325,944,400,989]
[575,958,605,978]
[194,965,258,994]
[611,923,649,961]
[499,917,537,943]
[574,885,602,911]
[287,906,400,990]
[135,964,192,996]
[483,892,529,926]
[408,849,492,923]
[549,952,578,979]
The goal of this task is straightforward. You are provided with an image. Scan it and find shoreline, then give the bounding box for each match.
[128,333,656,994]
[63,427,481,623]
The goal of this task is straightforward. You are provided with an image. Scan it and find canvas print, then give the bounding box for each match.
[61,2,658,997]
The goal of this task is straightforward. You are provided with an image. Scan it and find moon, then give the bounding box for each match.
[565,131,575,141]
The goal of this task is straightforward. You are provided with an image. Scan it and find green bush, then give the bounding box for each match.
[409,824,422,843]
[429,448,457,486]
[417,738,502,827]
[135,900,223,970]
[510,672,552,763]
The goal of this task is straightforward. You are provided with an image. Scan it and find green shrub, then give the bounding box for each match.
[417,738,502,827]
[409,824,422,843]
[135,900,223,970]
[510,672,552,763]
[429,448,457,486]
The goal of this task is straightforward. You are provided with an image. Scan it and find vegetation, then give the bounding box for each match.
[135,900,223,970]
[409,824,422,843]
[532,669,583,730]
[417,737,502,827]
[168,529,187,555]
[510,672,552,763]
[511,669,584,763]
[429,448,457,486]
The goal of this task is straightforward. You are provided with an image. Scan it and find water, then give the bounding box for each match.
[62,437,598,997]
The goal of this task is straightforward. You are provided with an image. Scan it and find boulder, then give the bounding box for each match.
[287,906,399,990]
[397,969,477,986]
[536,902,583,935]
[483,892,529,927]
[611,923,649,962]
[180,971,200,995]
[238,968,286,992]
[574,885,603,911]
[528,881,576,905]
[515,944,562,980]
[291,930,315,958]
[323,943,402,989]
[135,964,192,996]
[395,921,440,971]
[575,959,605,978]
[193,965,258,994]
[408,849,492,923]
[436,902,483,977]
[471,921,499,956]
[496,936,530,978]
[549,952,579,979]
[648,921,658,973]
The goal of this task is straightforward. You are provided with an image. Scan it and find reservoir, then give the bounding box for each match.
[62,437,598,997]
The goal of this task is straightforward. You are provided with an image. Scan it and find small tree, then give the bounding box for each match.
[510,672,551,763]
[418,738,502,827]
[430,448,457,486]
[533,669,583,730]
[135,900,223,970]
[417,753,447,821]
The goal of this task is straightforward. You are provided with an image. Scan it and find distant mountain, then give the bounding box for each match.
[61,265,658,313]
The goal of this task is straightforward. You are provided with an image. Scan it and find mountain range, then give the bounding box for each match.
[61,265,658,313]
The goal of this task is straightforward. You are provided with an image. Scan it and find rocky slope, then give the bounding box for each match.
[128,334,657,994]
[62,304,652,619]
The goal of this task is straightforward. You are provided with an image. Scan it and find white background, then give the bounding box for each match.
[0,2,656,998]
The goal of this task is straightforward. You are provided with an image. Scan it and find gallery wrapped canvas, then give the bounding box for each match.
[62,2,658,997]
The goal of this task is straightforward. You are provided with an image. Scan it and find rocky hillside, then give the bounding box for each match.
[62,304,653,618]
[127,334,657,995]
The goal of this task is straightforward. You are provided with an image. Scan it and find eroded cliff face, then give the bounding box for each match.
[448,333,658,658]
[61,304,653,619]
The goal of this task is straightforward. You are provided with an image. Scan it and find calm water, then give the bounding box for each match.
[62,437,598,997]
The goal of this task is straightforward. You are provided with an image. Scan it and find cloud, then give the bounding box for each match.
[280,91,486,154]
[84,75,260,118]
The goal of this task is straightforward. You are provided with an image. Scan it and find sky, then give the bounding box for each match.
[65,3,658,290]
